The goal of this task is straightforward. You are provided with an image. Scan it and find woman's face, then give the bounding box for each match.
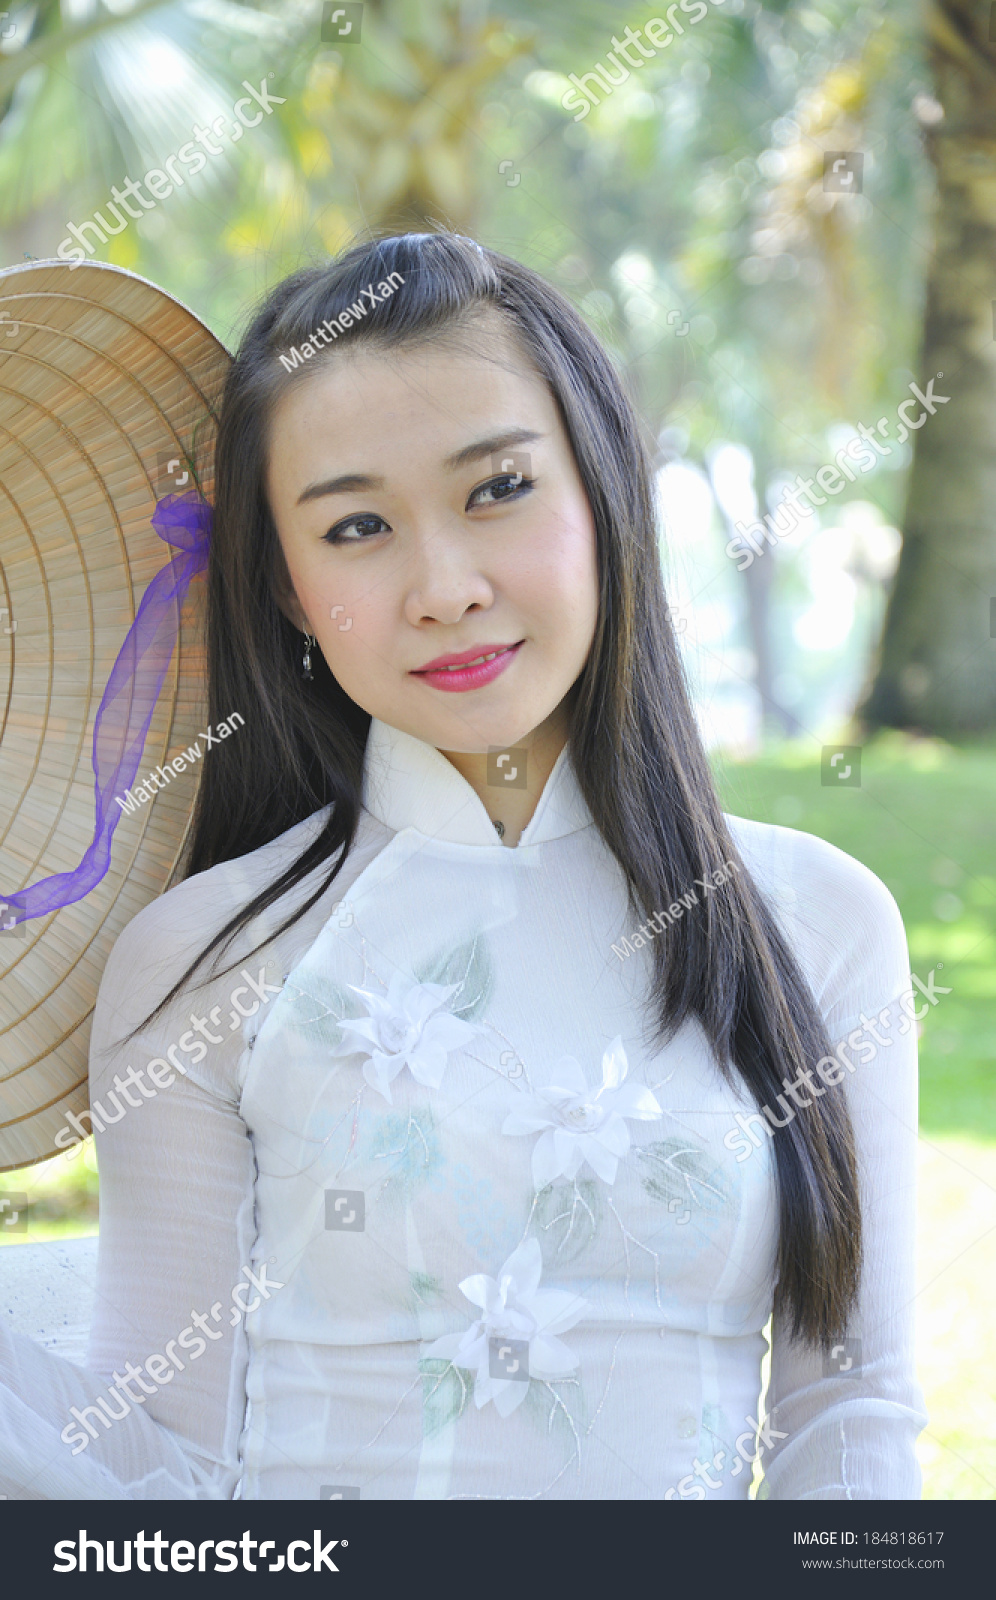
[265,313,599,756]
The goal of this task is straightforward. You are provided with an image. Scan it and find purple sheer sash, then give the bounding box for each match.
[1,491,212,929]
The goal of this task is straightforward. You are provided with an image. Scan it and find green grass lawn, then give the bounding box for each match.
[715,732,996,1500]
[2,733,993,1497]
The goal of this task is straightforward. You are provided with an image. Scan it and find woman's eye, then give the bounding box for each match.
[468,473,535,509]
[322,513,389,545]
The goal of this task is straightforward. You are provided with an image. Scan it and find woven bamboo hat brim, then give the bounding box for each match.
[0,259,231,1171]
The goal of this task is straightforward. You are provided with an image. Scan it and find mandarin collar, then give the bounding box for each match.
[360,716,593,847]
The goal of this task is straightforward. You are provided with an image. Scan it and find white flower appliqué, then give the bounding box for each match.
[501,1036,662,1187]
[329,971,481,1103]
[423,1237,587,1416]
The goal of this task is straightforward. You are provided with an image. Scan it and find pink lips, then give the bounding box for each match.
[410,640,524,693]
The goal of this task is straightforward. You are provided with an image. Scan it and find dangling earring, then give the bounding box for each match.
[301,630,317,681]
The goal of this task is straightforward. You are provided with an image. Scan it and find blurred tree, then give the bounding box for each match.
[493,1,928,735]
[303,0,532,235]
[7,0,982,737]
[0,0,295,263]
[862,0,996,735]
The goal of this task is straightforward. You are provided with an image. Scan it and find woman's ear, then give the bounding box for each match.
[271,539,309,632]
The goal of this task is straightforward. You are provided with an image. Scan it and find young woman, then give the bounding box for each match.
[0,230,925,1499]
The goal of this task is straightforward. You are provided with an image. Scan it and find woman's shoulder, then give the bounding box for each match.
[725,811,899,915]
[96,805,335,1027]
[724,812,908,1007]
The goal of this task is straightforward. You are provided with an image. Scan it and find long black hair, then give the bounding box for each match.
[142,230,860,1349]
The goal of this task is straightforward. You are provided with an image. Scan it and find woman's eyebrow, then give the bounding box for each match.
[296,428,545,505]
[297,471,381,504]
[443,427,545,472]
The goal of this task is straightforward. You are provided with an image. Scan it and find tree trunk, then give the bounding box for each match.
[745,451,801,738]
[862,0,996,734]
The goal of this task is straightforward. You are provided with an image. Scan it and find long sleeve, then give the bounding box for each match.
[81,906,261,1498]
[732,820,929,1499]
[0,896,254,1496]
[0,803,377,1500]
[0,852,277,1499]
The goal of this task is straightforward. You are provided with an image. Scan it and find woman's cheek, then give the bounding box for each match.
[320,611,391,698]
[295,569,357,647]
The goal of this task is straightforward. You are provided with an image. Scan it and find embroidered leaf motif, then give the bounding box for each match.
[634,1138,728,1218]
[280,974,359,1049]
[368,1109,443,1200]
[521,1368,589,1448]
[416,934,493,1022]
[419,1359,471,1435]
[410,1271,444,1308]
[534,1177,603,1263]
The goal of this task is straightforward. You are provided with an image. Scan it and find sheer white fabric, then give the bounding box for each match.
[0,716,927,1499]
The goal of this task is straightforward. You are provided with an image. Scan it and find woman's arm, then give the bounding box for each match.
[0,1060,255,1498]
[84,875,270,1496]
[0,806,364,1500]
[737,823,929,1499]
[0,874,264,1499]
[85,996,257,1493]
[82,808,367,1496]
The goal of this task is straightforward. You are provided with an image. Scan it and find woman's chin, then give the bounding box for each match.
[431,710,552,757]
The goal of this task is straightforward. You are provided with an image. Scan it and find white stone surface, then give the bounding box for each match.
[0,1237,98,1365]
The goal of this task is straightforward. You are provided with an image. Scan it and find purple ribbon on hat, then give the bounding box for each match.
[1,491,212,930]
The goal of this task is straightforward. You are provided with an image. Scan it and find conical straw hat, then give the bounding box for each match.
[0,259,230,1171]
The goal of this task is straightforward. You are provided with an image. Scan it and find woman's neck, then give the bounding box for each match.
[437,704,571,847]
